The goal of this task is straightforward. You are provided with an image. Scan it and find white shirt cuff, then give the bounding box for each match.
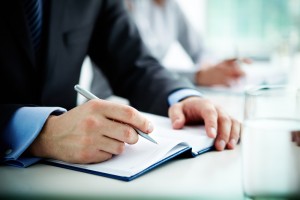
[168,89,203,106]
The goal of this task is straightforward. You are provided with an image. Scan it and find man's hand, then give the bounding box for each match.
[27,99,153,164]
[195,58,251,87]
[168,96,241,151]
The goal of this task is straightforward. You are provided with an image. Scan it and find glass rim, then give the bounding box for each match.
[245,84,298,96]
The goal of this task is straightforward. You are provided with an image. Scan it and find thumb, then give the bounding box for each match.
[168,103,186,129]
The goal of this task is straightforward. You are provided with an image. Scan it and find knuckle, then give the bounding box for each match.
[129,134,139,144]
[231,129,240,138]
[203,107,217,117]
[202,98,213,106]
[217,128,231,141]
[230,117,238,124]
[204,98,212,104]
[115,143,125,155]
[233,123,241,136]
[79,135,93,146]
[102,153,113,162]
[86,99,101,111]
[142,119,149,132]
[123,126,134,142]
[219,115,231,124]
[123,106,137,121]
[81,116,100,132]
[217,131,228,140]
[206,119,216,127]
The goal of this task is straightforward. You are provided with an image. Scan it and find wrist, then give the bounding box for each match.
[195,70,206,86]
[27,115,57,159]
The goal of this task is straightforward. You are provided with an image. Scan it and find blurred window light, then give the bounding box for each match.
[178,0,300,60]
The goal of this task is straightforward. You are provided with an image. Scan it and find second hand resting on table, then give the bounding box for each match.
[196,58,252,87]
[27,89,241,164]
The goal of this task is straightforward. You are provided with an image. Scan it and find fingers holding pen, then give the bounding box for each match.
[102,119,139,145]
[29,97,154,164]
[91,99,154,134]
[66,102,141,163]
[83,99,155,144]
[74,85,153,135]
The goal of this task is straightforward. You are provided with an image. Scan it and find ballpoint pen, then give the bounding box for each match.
[234,45,243,67]
[74,84,158,144]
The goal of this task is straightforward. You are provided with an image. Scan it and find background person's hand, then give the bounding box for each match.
[195,58,251,87]
[27,99,153,164]
[292,131,300,146]
[168,96,241,151]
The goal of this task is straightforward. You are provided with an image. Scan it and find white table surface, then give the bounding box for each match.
[0,146,244,200]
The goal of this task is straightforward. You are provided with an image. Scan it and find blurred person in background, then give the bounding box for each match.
[125,0,251,87]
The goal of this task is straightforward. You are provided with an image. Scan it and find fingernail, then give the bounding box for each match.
[229,139,236,148]
[218,140,226,150]
[147,122,154,132]
[210,127,217,138]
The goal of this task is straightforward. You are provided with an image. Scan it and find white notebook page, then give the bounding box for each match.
[47,112,214,177]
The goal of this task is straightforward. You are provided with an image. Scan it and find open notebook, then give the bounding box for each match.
[44,112,215,181]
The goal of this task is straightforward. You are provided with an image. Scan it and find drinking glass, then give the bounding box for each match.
[241,85,300,199]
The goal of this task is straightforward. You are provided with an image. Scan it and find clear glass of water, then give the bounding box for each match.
[241,85,300,199]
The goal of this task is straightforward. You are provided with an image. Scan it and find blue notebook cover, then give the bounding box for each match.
[44,146,193,181]
[43,112,215,181]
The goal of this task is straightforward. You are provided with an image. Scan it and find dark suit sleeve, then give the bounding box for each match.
[88,0,196,116]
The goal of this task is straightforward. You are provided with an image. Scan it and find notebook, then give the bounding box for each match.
[44,112,215,181]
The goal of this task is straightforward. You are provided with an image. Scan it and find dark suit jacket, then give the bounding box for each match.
[0,0,194,137]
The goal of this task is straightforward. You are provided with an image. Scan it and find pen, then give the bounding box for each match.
[74,84,158,144]
[234,46,242,67]
[234,45,249,68]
